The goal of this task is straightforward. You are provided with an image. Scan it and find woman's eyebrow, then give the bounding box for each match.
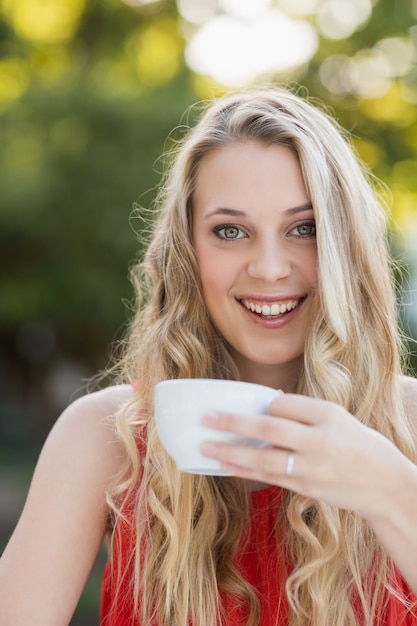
[284,203,314,216]
[203,207,247,220]
[203,203,313,220]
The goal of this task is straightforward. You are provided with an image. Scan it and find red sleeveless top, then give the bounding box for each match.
[100,482,417,625]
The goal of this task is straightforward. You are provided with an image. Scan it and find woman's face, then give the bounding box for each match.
[192,140,318,388]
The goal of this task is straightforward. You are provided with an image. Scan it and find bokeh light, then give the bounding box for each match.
[316,0,372,40]
[183,6,317,86]
[121,0,162,6]
[219,0,270,20]
[277,0,321,17]
[2,0,86,44]
[376,37,415,77]
[132,19,182,86]
[177,0,217,25]
[0,60,29,106]
[319,33,417,100]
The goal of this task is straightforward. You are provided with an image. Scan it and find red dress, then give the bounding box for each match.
[101,482,416,625]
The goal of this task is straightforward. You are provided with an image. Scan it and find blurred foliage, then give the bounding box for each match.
[0,0,194,336]
[0,0,416,440]
[0,0,201,442]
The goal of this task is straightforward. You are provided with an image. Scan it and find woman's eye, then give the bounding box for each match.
[292,222,316,237]
[214,225,245,239]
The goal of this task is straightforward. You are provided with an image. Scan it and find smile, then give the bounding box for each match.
[240,298,301,319]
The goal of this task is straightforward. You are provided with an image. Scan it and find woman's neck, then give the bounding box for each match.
[232,355,303,392]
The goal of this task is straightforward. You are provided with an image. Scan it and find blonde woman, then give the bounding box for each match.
[1,87,417,626]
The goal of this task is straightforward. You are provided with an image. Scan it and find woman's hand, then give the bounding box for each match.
[200,392,413,520]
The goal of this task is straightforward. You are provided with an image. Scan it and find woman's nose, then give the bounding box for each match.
[247,239,291,282]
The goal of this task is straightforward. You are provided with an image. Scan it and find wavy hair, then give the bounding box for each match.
[107,87,416,626]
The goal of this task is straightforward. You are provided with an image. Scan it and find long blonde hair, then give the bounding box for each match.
[108,87,416,626]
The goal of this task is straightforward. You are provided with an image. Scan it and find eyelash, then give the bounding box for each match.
[212,221,316,240]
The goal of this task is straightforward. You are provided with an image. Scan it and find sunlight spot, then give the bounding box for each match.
[2,0,85,44]
[320,42,417,101]
[130,20,181,85]
[177,0,217,25]
[185,10,317,86]
[317,0,371,40]
[219,0,270,19]
[29,48,75,85]
[360,85,417,125]
[122,0,162,5]
[319,54,354,95]
[400,78,417,104]
[376,37,415,77]
[349,50,392,98]
[277,0,321,17]
[0,59,29,104]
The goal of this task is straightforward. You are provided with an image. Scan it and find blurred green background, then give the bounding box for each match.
[1,0,416,623]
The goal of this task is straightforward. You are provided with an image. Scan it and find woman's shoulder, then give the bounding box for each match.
[33,383,136,514]
[42,384,135,478]
[400,375,417,434]
[56,383,134,446]
[66,383,135,415]
[24,383,137,533]
[400,374,417,400]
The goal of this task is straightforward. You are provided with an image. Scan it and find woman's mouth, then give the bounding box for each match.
[239,297,303,319]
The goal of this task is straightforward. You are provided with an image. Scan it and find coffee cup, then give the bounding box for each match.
[154,378,278,475]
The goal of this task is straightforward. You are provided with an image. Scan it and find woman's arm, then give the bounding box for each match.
[0,384,132,626]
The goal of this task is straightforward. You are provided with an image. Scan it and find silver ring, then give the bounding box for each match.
[285,452,295,476]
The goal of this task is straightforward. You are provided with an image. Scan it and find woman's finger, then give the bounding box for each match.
[201,440,298,480]
[201,410,306,451]
[268,393,340,425]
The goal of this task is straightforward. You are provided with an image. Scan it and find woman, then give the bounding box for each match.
[1,87,416,626]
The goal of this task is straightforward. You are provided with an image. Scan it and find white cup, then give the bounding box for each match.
[154,378,278,475]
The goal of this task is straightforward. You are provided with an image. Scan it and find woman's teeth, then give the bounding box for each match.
[241,298,299,318]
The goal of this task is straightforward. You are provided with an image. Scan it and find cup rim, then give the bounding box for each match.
[155,378,276,392]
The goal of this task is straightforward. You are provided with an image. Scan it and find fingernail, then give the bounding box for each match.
[200,443,217,458]
[202,412,219,425]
